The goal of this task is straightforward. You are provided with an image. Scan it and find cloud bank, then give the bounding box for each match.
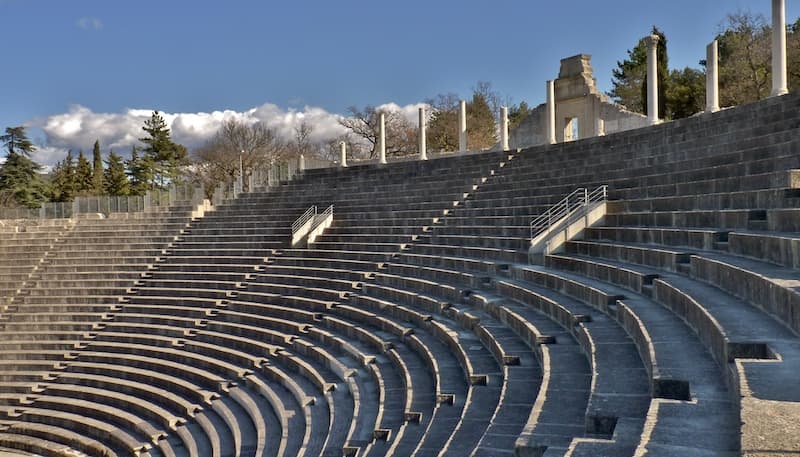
[30,101,427,167]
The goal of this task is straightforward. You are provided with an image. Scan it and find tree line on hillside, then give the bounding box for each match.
[1,10,796,210]
[0,111,188,209]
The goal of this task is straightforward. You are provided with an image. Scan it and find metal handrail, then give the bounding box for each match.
[292,205,317,235]
[320,204,334,219]
[529,185,608,240]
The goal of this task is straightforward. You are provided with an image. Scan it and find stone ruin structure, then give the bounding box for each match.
[509,54,649,148]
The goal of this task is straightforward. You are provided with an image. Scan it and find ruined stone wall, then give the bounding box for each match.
[509,54,649,149]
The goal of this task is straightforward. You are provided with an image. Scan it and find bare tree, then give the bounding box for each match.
[717,11,772,106]
[191,119,286,192]
[338,105,416,159]
[788,18,800,91]
[322,134,365,163]
[473,80,503,120]
[291,120,314,159]
[426,87,498,152]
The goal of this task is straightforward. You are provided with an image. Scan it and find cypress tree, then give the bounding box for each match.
[92,139,104,194]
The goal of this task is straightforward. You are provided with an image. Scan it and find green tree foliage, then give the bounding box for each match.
[666,67,706,119]
[1,126,36,157]
[103,150,130,196]
[126,146,152,196]
[140,111,188,188]
[0,126,47,208]
[609,36,648,113]
[716,12,772,106]
[92,139,104,194]
[642,28,669,119]
[426,93,460,153]
[426,84,498,152]
[0,152,48,208]
[49,151,77,202]
[609,27,669,118]
[74,150,94,195]
[508,101,531,131]
[790,18,800,90]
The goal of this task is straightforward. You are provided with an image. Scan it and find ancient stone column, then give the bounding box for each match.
[500,106,509,151]
[706,40,720,113]
[595,118,605,137]
[379,112,387,164]
[340,141,348,168]
[645,34,660,125]
[772,0,789,96]
[419,107,428,160]
[459,100,467,152]
[546,80,556,144]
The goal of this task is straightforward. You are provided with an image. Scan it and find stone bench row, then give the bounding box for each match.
[122,272,450,454]
[547,239,800,454]
[487,129,798,196]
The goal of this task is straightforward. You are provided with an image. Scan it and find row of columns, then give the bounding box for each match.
[647,0,787,120]
[338,101,513,167]
[541,0,790,140]
[336,0,790,166]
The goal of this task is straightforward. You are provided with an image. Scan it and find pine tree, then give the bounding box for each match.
[139,111,187,187]
[104,150,130,196]
[74,150,94,195]
[0,126,47,208]
[1,126,36,157]
[126,146,152,196]
[92,139,104,194]
[49,151,77,202]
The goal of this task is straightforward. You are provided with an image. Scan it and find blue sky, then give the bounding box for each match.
[1,0,797,164]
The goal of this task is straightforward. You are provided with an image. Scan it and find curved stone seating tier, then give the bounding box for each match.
[509,264,740,454]
[0,93,798,454]
[106,281,428,455]
[0,424,117,457]
[61,346,282,456]
[0,404,154,456]
[545,245,800,454]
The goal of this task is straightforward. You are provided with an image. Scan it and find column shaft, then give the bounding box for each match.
[706,40,720,112]
[458,100,467,152]
[772,0,789,96]
[546,80,556,144]
[419,107,427,160]
[379,113,387,164]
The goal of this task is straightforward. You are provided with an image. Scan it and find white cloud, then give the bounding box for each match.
[30,101,427,166]
[76,17,103,30]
